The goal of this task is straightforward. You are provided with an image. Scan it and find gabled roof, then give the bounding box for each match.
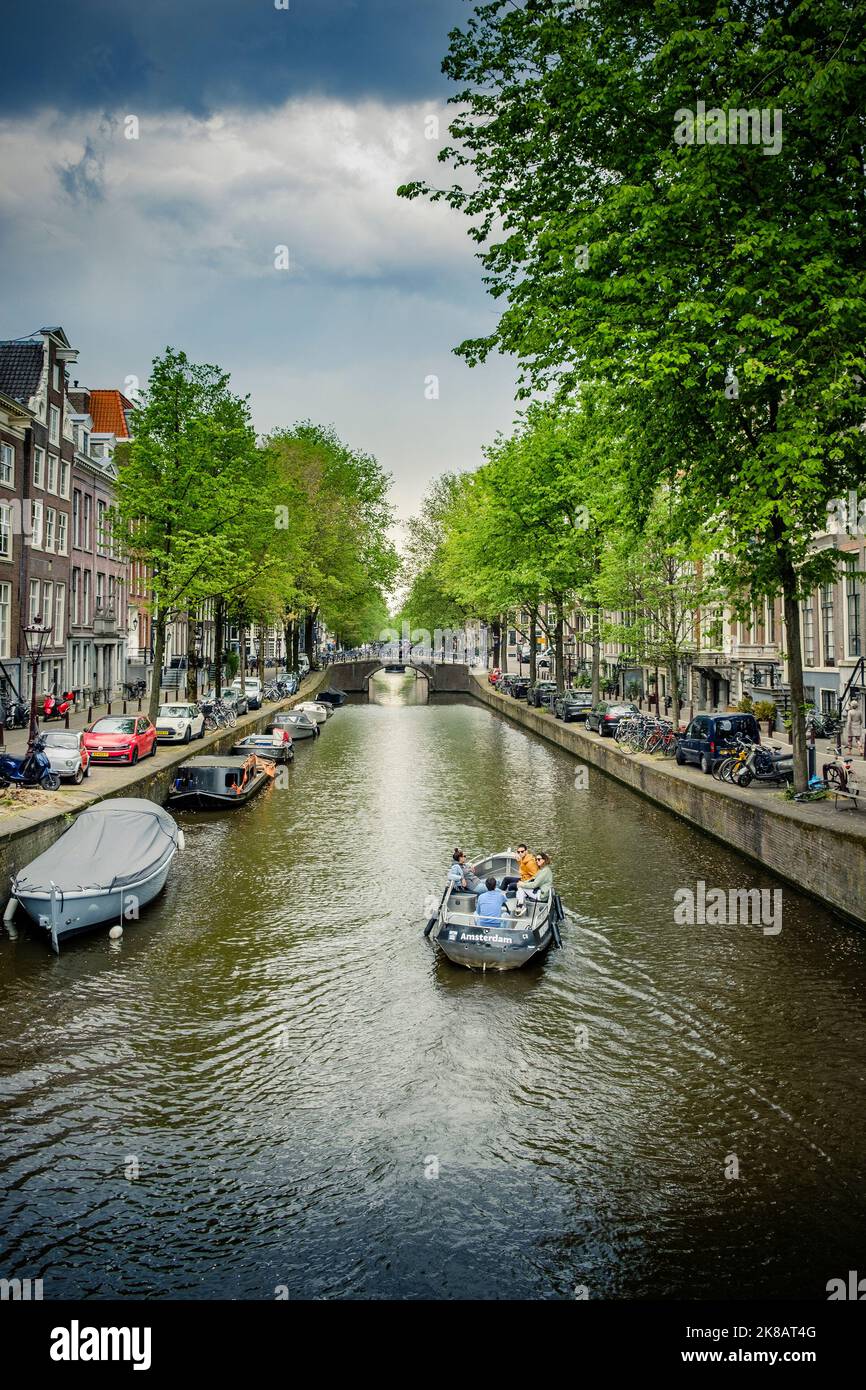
[89,389,134,438]
[0,340,44,405]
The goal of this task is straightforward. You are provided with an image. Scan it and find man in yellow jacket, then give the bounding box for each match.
[502,844,538,893]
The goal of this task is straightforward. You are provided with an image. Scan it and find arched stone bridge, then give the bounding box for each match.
[323,659,472,694]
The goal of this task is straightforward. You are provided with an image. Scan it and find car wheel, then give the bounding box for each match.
[73,766,84,785]
[131,748,139,766]
[150,738,158,757]
[700,752,713,774]
[183,725,192,743]
[85,762,91,777]
[675,746,686,765]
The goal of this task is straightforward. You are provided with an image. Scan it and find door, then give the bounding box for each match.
[682,716,707,763]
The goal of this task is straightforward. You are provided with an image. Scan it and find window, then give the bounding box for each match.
[96,499,107,556]
[108,574,115,608]
[802,600,815,665]
[71,568,80,625]
[845,558,862,658]
[766,600,775,646]
[0,582,9,659]
[33,446,45,488]
[821,584,835,666]
[49,405,60,444]
[96,571,105,608]
[42,581,53,634]
[30,498,43,549]
[59,457,70,498]
[0,503,11,560]
[44,506,55,552]
[54,584,65,647]
[29,578,39,624]
[73,490,81,547]
[821,689,837,714]
[82,430,90,455]
[52,363,60,391]
[57,510,68,554]
[82,570,91,625]
[47,453,57,493]
[83,494,92,549]
[0,442,14,486]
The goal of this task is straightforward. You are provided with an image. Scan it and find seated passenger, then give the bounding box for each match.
[447,848,482,895]
[474,876,508,928]
[515,852,554,916]
[501,843,538,893]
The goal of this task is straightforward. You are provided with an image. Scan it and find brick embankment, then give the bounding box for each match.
[0,671,330,908]
[469,673,866,929]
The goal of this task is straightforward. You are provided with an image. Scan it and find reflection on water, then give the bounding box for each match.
[1,686,865,1300]
[368,668,428,704]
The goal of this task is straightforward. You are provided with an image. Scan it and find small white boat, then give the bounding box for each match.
[10,797,182,952]
[295,702,330,723]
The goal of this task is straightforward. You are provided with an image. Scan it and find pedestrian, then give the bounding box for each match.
[844,696,864,757]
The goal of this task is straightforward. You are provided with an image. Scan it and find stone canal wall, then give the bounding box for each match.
[0,671,331,909]
[469,674,866,929]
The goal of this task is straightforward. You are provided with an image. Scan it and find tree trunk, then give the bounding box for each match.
[186,611,197,703]
[491,618,501,669]
[304,608,317,669]
[290,618,300,673]
[283,618,292,675]
[148,612,167,724]
[214,596,224,695]
[529,609,537,684]
[258,625,266,683]
[590,601,601,704]
[554,595,565,693]
[669,660,681,727]
[782,570,808,793]
[239,622,247,685]
[500,614,509,673]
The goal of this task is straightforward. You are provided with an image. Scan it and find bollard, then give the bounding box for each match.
[107,702,112,716]
[807,742,816,781]
[87,705,93,724]
[64,709,70,729]
[138,697,142,712]
[123,700,127,714]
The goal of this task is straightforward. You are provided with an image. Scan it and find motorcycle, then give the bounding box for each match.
[0,735,62,791]
[42,691,75,721]
[0,697,29,730]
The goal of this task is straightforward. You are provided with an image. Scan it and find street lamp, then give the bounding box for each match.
[22,616,53,755]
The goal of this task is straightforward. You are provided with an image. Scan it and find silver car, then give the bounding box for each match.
[41,729,91,784]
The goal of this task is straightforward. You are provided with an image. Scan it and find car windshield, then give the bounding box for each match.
[44,732,78,749]
[221,690,238,700]
[159,706,192,717]
[92,718,135,734]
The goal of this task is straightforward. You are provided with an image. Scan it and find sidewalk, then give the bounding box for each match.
[0,695,148,757]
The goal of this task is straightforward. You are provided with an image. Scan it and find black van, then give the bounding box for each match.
[675,712,761,773]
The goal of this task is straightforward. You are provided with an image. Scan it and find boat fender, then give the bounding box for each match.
[3,897,18,923]
[423,917,437,938]
[109,925,123,940]
[177,830,185,851]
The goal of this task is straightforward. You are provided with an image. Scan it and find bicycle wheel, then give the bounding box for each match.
[824,765,846,791]
[713,756,731,781]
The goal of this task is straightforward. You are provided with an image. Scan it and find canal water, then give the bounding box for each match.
[1,671,865,1300]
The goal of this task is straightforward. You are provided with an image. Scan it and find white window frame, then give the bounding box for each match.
[71,568,80,625]
[0,502,11,560]
[44,506,56,553]
[42,581,53,634]
[82,570,91,625]
[49,405,60,445]
[30,498,43,549]
[33,445,45,488]
[47,453,58,494]
[54,583,65,647]
[57,510,68,555]
[29,578,40,624]
[0,442,14,487]
[59,456,70,499]
[0,581,10,659]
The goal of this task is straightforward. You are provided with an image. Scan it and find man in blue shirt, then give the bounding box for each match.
[474,876,508,928]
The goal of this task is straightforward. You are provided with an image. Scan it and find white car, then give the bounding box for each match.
[42,729,91,784]
[232,677,262,709]
[156,702,205,744]
[295,701,330,723]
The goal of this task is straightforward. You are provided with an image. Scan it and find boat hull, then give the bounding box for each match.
[427,850,562,971]
[15,853,176,946]
[167,778,268,810]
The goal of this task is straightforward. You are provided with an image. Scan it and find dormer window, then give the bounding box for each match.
[83,430,90,454]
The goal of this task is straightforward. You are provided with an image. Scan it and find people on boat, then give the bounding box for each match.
[515,851,553,916]
[447,849,483,895]
[474,876,508,928]
[501,843,538,893]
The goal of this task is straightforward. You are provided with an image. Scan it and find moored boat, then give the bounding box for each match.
[9,797,182,952]
[167,754,275,810]
[230,734,294,764]
[271,711,319,739]
[296,701,330,723]
[426,849,564,971]
[315,687,347,707]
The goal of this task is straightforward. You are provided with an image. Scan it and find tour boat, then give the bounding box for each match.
[230,733,294,764]
[425,849,564,971]
[167,754,275,811]
[9,797,182,953]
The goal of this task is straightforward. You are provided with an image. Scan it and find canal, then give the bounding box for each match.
[1,671,865,1300]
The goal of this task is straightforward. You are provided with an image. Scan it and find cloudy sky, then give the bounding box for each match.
[0,0,519,525]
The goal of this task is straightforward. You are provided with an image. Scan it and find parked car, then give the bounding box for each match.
[83,715,158,766]
[42,729,90,784]
[220,686,249,716]
[496,673,519,694]
[298,654,310,675]
[676,712,762,774]
[585,701,639,736]
[527,680,558,709]
[553,689,594,722]
[488,668,502,685]
[233,677,262,710]
[511,677,531,699]
[155,702,205,744]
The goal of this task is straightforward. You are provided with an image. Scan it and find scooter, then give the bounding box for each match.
[0,697,29,730]
[0,735,61,791]
[733,743,794,788]
[42,691,75,721]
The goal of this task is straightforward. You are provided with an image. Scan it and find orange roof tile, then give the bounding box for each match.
[89,389,134,438]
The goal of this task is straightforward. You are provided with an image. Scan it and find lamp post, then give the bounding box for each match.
[22,616,53,756]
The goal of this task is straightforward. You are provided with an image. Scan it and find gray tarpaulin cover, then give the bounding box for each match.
[14,798,179,895]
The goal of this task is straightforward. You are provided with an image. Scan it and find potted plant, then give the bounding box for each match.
[753,699,777,737]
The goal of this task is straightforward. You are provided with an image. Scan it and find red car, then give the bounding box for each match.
[83,714,159,766]
[488,667,501,685]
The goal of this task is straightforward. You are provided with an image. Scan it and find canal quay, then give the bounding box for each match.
[2,669,866,1301]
